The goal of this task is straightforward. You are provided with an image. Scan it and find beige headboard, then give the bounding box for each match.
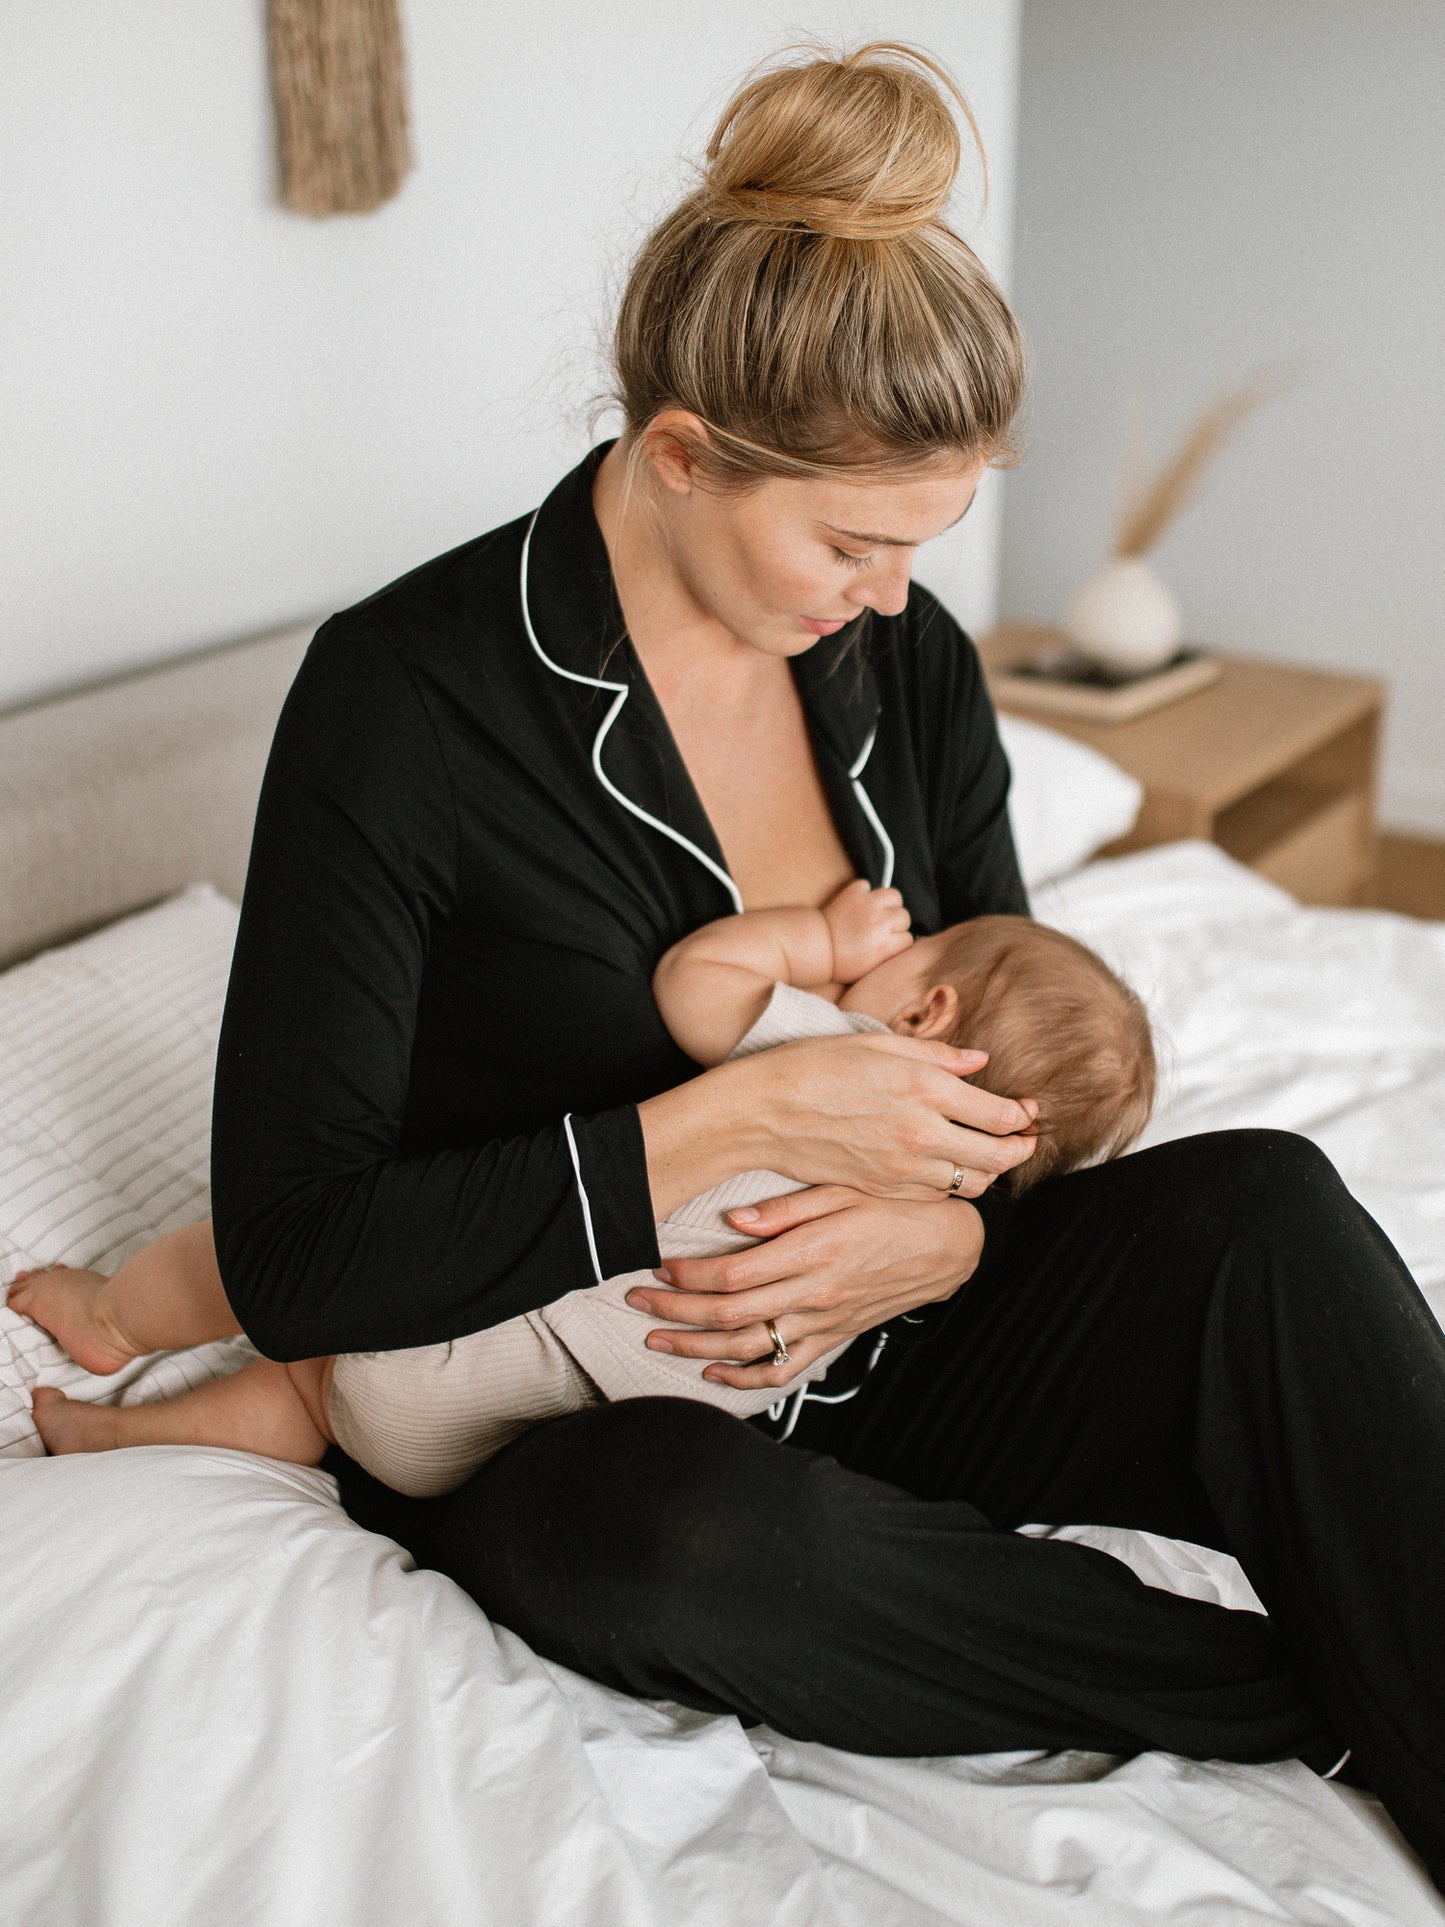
[0,622,316,968]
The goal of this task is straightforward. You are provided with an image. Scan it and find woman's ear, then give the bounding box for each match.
[641,410,711,494]
[890,982,958,1039]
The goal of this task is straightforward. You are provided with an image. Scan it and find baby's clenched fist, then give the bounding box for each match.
[824,879,913,984]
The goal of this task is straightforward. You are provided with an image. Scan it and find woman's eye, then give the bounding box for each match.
[832,548,872,570]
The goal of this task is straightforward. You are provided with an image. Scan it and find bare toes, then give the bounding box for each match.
[10,1265,68,1293]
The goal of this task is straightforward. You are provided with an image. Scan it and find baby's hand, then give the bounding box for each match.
[824,880,913,983]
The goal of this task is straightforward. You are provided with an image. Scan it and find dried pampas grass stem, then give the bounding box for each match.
[1114,372,1288,560]
[269,0,412,216]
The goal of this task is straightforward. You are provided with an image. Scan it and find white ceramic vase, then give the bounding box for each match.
[1065,556,1183,676]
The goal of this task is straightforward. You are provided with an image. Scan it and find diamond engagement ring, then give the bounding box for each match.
[765,1319,790,1365]
[948,1165,969,1196]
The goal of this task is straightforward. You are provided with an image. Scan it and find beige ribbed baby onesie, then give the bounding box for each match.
[327,985,885,1496]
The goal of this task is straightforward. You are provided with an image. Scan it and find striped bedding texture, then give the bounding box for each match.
[0,886,255,1456]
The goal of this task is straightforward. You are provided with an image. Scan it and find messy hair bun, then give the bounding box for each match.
[613,42,1025,482]
[701,42,968,242]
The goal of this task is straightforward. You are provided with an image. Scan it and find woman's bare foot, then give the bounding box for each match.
[31,1385,123,1454]
[7,1267,137,1376]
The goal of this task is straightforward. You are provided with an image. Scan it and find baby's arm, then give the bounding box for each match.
[653,881,912,1066]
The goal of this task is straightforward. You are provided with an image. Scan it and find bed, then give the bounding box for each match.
[1,624,1442,1927]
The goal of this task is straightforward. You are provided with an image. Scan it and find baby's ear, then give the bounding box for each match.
[890,982,958,1039]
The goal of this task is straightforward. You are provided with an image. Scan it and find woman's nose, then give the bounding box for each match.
[859,554,914,618]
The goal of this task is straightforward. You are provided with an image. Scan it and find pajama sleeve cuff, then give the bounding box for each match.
[564,1103,661,1280]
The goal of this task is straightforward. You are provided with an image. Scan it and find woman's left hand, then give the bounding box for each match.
[625,1187,985,1391]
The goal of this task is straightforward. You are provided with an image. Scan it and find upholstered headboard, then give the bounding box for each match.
[0,622,315,968]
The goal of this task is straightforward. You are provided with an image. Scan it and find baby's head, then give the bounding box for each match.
[840,915,1155,1193]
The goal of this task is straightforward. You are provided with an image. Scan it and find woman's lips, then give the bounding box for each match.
[798,615,849,636]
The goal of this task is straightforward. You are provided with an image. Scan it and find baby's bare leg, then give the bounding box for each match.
[32,1355,334,1465]
[8,1220,236,1376]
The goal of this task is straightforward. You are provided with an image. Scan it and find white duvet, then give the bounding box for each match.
[1037,841,1445,1321]
[3,843,1444,1926]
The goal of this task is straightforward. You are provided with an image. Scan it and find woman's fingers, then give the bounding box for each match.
[631,1269,819,1331]
[725,1185,865,1239]
[701,1327,847,1391]
[922,1062,1037,1137]
[734,1029,1042,1204]
[639,1310,846,1385]
[935,1122,1038,1186]
[862,1032,990,1077]
[632,1193,988,1385]
[647,1234,813,1299]
[836,1124,1036,1199]
[877,1064,1039,1190]
[854,1032,1038,1135]
[646,1304,836,1363]
[856,1039,1041,1178]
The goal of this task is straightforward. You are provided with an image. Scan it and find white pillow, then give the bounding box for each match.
[999,713,1143,890]
[0,885,256,1457]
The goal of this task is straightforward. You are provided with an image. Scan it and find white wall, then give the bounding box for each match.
[0,1,1019,712]
[1001,0,1445,834]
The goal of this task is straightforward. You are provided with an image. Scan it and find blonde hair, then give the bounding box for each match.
[935,918,1156,1195]
[612,42,1026,486]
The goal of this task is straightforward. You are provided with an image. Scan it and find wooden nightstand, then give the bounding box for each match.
[981,623,1386,907]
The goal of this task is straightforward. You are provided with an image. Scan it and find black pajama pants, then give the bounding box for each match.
[331,1130,1445,1885]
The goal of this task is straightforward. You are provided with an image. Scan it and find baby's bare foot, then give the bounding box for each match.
[31,1385,123,1455]
[7,1267,135,1376]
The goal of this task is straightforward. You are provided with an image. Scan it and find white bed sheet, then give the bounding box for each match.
[3,842,1443,1926]
[3,1450,1437,1927]
[1035,840,1445,1321]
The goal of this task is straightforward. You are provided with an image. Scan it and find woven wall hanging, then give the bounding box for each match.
[268,0,412,216]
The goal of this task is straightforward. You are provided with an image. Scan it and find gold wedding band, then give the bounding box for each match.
[948,1165,969,1197]
[766,1319,790,1366]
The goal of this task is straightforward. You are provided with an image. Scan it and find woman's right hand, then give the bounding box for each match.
[638,1031,1036,1221]
[733,1031,1036,1201]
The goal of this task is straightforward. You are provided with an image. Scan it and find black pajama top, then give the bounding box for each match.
[210,443,1027,1360]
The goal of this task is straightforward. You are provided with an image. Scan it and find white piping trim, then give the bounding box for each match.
[519,512,743,914]
[561,1112,604,1285]
[769,1384,810,1440]
[848,723,895,887]
[767,1329,890,1440]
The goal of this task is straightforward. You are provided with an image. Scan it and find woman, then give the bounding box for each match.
[211,46,1444,1881]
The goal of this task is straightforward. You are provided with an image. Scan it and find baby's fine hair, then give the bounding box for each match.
[937,916,1155,1194]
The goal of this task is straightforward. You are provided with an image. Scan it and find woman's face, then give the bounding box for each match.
[644,423,990,657]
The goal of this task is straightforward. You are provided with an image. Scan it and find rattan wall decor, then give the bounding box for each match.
[268,0,412,216]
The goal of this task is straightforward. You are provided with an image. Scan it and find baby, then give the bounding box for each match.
[12,883,1154,1495]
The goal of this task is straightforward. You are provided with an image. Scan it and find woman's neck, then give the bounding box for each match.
[590,441,855,911]
[591,441,777,703]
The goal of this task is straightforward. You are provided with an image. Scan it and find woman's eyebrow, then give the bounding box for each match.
[823,492,979,548]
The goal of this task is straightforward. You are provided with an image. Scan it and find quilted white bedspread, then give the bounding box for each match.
[2,843,1443,1925]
